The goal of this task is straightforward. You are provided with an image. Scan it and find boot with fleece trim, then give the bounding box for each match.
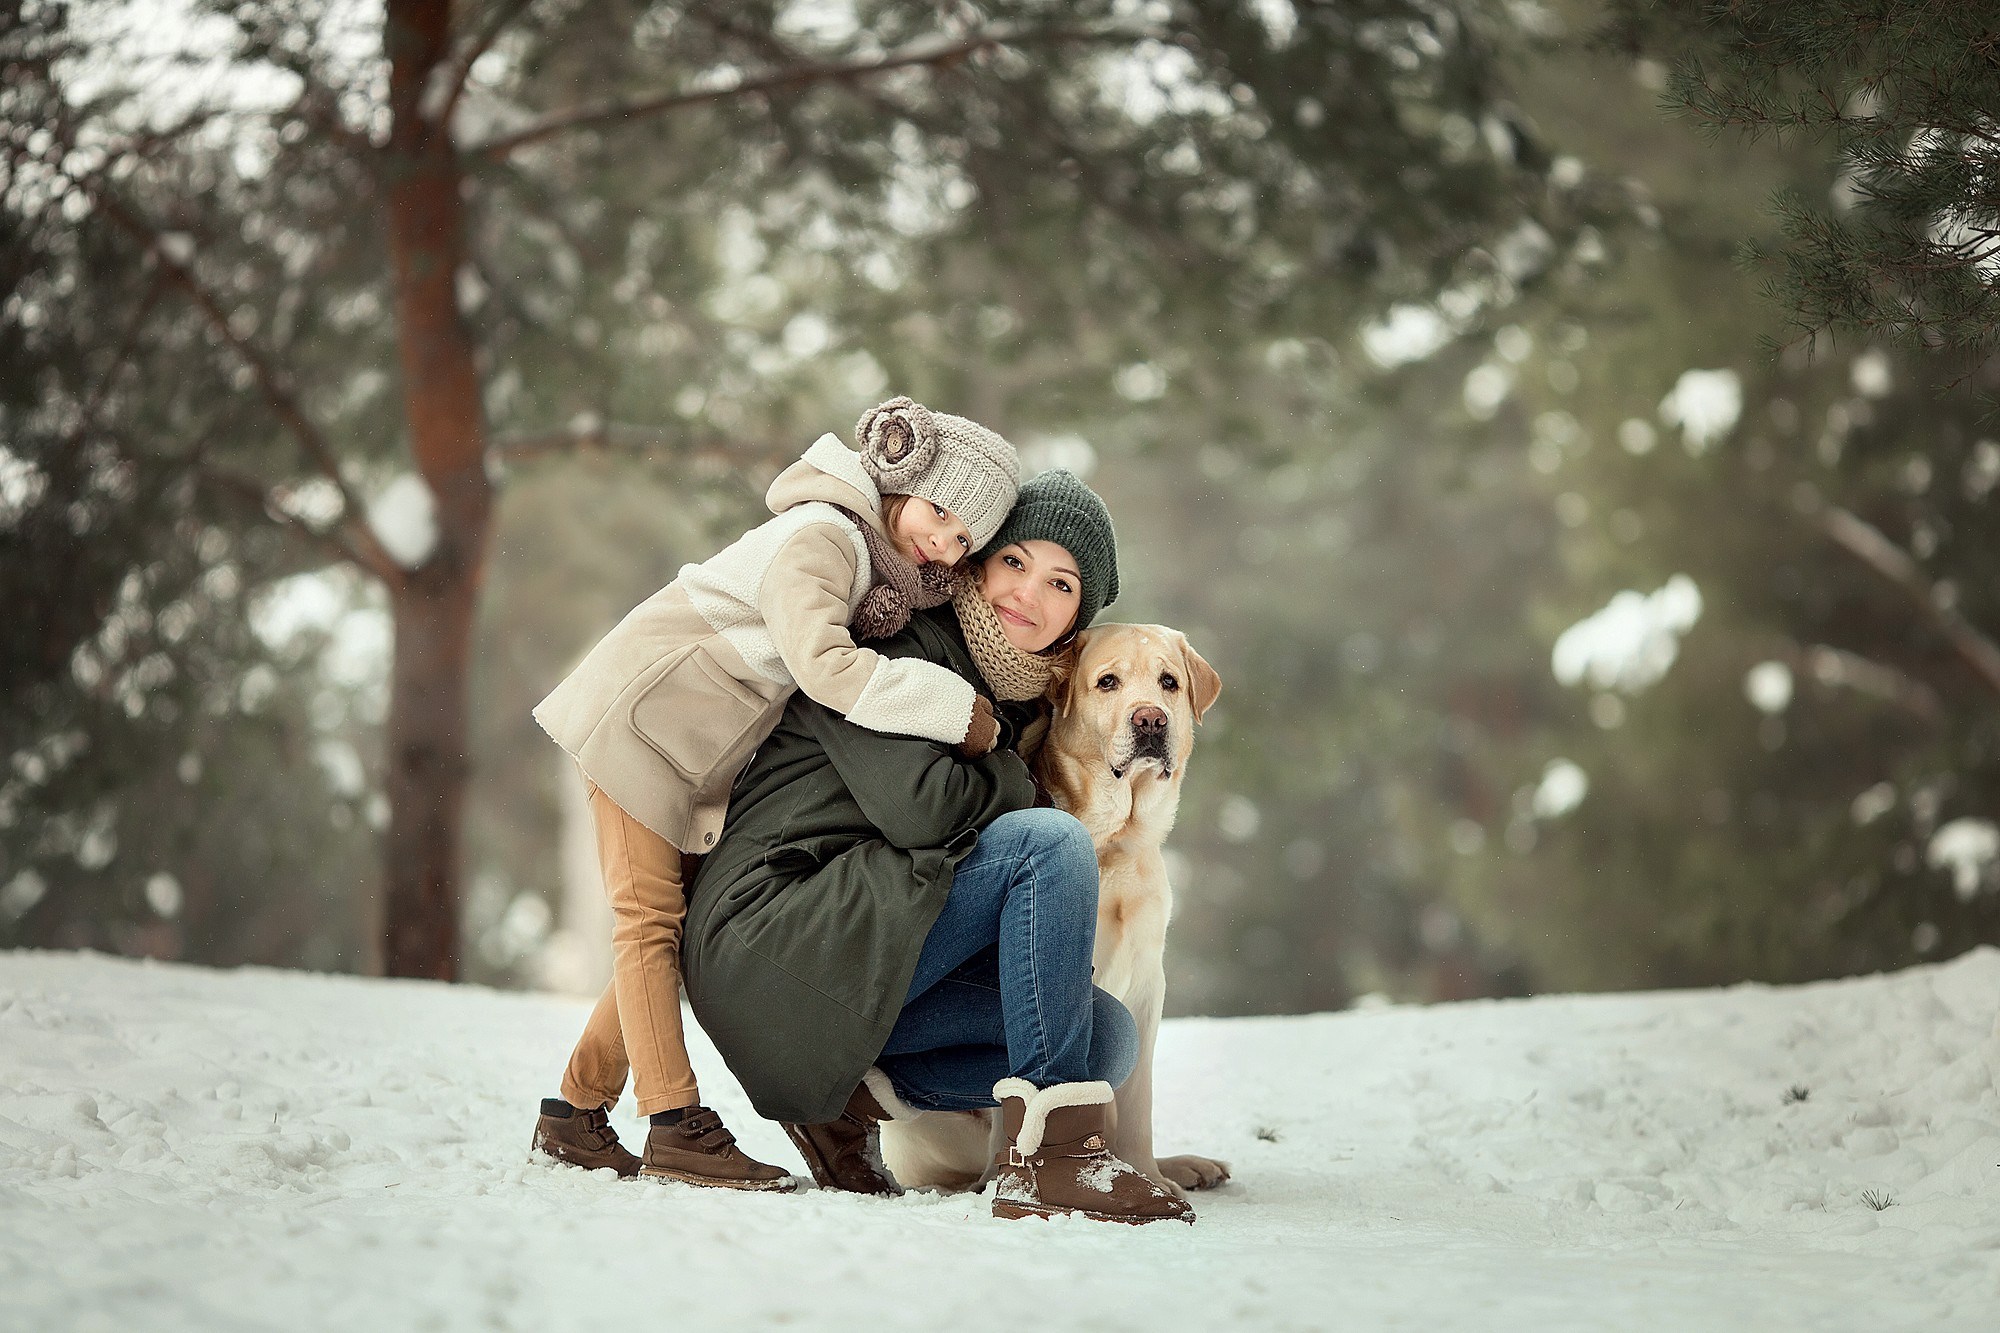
[989,1078,1193,1225]
[781,1068,912,1196]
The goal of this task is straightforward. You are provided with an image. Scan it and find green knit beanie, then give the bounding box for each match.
[978,469,1121,632]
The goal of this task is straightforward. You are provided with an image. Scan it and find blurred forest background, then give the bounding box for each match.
[6,0,1999,1014]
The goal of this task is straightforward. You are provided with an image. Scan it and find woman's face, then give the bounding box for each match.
[889,498,974,566]
[979,540,1082,654]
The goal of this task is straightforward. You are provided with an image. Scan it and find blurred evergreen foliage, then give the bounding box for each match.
[1602,0,2000,366]
[7,0,1996,1001]
[1,2,375,966]
[4,0,1584,982]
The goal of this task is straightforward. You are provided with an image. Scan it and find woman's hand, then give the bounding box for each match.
[957,695,999,759]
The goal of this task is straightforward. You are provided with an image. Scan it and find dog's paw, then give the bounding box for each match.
[1159,1154,1231,1191]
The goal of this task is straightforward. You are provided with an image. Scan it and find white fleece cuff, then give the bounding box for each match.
[845,657,978,746]
[992,1078,1114,1157]
[862,1067,922,1122]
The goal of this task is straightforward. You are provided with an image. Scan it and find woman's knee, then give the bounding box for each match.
[1087,988,1139,1088]
[988,807,1096,880]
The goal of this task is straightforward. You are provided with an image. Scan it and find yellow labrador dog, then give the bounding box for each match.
[881,624,1232,1196]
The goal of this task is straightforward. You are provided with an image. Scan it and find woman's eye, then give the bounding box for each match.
[1053,579,1072,595]
[1004,554,1024,569]
[1096,674,1119,691]
[1160,674,1179,692]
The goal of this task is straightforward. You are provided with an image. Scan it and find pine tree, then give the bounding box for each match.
[5,0,1587,979]
[1604,0,2000,366]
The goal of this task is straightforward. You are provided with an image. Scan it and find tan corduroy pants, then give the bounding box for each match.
[558,779,702,1116]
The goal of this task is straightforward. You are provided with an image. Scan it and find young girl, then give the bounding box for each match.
[529,396,1019,1189]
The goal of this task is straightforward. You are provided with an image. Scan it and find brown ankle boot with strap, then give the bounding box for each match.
[989,1078,1194,1225]
[532,1099,641,1178]
[641,1106,796,1191]
[781,1068,912,1196]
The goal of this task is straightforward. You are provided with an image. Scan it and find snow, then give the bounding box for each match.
[4,948,2000,1331]
[368,474,440,570]
[1927,820,2000,902]
[1852,350,1893,400]
[1659,369,1743,455]
[0,444,48,524]
[1551,575,1703,693]
[1745,660,1795,715]
[1362,304,1454,368]
[1531,758,1589,818]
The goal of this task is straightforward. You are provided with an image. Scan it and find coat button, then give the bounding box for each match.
[704,832,714,845]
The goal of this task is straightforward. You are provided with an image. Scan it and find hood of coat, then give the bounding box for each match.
[764,433,887,536]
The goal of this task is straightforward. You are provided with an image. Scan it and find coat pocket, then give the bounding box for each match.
[628,649,772,785]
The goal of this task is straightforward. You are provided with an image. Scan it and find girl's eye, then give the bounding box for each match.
[1096,674,1119,691]
[1052,579,1073,595]
[1160,673,1179,692]
[957,534,969,549]
[932,503,947,518]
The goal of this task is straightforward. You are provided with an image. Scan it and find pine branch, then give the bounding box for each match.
[191,457,387,572]
[43,148,405,585]
[1783,642,1943,723]
[433,0,540,128]
[489,417,792,473]
[76,274,167,427]
[466,25,1158,161]
[1817,504,2000,699]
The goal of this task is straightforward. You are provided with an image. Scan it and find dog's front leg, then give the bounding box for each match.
[1113,966,1233,1194]
[1110,966,1174,1193]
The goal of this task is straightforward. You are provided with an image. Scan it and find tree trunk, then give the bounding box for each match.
[379,0,492,979]
[382,569,481,978]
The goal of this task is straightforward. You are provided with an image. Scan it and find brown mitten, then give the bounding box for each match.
[957,695,999,759]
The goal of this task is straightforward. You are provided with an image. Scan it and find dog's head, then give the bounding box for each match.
[1054,624,1221,781]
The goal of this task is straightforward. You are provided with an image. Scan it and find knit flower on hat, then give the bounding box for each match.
[855,395,940,492]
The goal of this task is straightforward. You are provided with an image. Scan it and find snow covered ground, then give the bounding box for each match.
[3,948,1997,1332]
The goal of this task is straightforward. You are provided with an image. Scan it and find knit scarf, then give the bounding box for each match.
[951,584,1059,703]
[842,507,966,641]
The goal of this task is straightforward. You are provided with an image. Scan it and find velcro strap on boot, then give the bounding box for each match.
[1010,1132,1108,1167]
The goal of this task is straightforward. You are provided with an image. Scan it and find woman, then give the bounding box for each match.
[682,470,1191,1225]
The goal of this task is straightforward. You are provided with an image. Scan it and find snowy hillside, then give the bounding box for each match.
[3,949,1997,1332]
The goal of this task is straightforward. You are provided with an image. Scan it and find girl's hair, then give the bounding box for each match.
[879,494,913,532]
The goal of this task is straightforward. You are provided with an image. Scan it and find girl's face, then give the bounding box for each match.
[979,540,1082,654]
[890,498,974,566]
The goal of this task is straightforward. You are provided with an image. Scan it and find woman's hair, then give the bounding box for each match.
[1042,636,1079,682]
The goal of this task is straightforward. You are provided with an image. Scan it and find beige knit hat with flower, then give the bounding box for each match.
[855,396,1020,548]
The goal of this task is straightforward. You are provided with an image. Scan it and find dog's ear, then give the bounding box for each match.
[1178,634,1222,723]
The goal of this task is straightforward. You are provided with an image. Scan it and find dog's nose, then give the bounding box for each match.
[1131,705,1169,735]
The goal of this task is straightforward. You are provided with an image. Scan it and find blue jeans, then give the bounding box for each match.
[875,808,1138,1111]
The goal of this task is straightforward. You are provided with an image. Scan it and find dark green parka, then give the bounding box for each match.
[682,608,1039,1125]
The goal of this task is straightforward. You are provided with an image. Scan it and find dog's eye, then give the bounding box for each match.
[1160,673,1179,692]
[1095,674,1119,691]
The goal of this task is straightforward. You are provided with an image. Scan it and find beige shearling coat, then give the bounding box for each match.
[532,434,981,853]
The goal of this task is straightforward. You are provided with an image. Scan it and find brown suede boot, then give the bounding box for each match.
[781,1068,911,1196]
[640,1106,795,1191]
[532,1099,641,1178]
[989,1078,1194,1225]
